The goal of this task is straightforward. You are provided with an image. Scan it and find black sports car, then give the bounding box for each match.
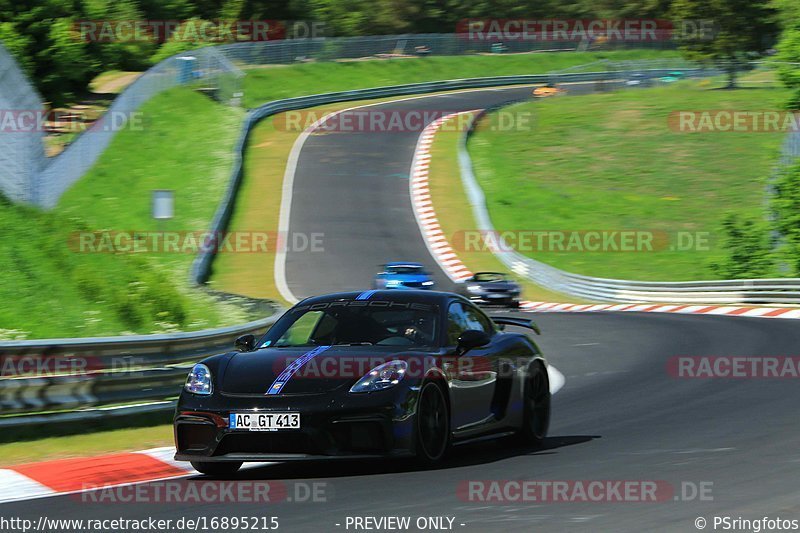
[456,272,522,308]
[174,290,550,475]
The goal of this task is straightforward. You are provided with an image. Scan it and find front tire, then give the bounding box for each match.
[414,381,450,466]
[190,461,242,476]
[517,362,550,447]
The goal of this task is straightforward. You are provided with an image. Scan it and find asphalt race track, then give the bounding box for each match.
[5,313,800,531]
[5,87,800,532]
[282,83,596,299]
[283,86,541,298]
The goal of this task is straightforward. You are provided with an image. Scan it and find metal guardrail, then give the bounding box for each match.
[0,44,46,204]
[458,109,800,305]
[0,309,282,427]
[214,33,673,66]
[190,67,709,284]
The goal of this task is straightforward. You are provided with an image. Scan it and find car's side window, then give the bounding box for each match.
[310,312,338,344]
[446,302,470,346]
[462,304,494,335]
[447,301,494,345]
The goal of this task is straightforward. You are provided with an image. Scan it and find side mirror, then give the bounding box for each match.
[234,334,257,352]
[456,329,491,355]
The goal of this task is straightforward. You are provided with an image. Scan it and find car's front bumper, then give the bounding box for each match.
[383,283,434,290]
[174,386,419,462]
[466,293,520,306]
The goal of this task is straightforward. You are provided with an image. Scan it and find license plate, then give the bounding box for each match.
[229,412,300,431]
[487,293,506,299]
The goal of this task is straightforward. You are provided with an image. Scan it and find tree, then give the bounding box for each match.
[776,26,800,109]
[38,18,97,105]
[770,0,800,33]
[671,0,778,87]
[150,18,222,63]
[83,0,156,72]
[0,22,34,75]
[772,162,800,275]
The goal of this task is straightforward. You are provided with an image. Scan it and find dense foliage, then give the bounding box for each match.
[712,3,800,279]
[0,0,789,104]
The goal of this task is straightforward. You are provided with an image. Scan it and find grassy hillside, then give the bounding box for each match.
[242,50,680,106]
[470,81,791,281]
[0,89,248,338]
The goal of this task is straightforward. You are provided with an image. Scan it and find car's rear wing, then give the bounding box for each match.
[490,316,541,335]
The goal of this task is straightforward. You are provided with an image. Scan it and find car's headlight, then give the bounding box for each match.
[422,280,434,286]
[466,285,482,293]
[185,363,213,395]
[350,360,408,393]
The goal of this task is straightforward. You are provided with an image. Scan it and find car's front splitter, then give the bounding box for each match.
[174,387,419,462]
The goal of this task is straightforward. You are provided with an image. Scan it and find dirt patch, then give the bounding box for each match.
[92,72,142,94]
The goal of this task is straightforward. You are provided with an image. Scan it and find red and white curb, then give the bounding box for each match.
[0,448,279,504]
[0,447,194,504]
[409,111,800,321]
[517,301,800,319]
[410,111,479,284]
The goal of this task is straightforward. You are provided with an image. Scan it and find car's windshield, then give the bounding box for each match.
[261,304,439,348]
[385,265,424,275]
[473,273,507,282]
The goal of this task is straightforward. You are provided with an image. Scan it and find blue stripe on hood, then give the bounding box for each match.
[356,290,377,300]
[265,345,332,395]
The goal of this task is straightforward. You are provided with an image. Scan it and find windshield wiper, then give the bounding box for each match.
[333,342,373,346]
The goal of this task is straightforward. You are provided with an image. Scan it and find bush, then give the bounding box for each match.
[710,214,774,278]
[772,161,800,274]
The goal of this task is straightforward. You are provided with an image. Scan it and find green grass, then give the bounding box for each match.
[0,424,173,466]
[0,88,249,338]
[470,80,791,281]
[242,50,679,107]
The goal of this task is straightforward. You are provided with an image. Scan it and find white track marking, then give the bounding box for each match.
[548,365,566,394]
[0,470,55,503]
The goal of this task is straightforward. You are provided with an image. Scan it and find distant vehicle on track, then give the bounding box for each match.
[373,262,435,290]
[174,290,550,474]
[532,83,566,98]
[625,73,652,87]
[456,272,522,308]
[659,71,685,83]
